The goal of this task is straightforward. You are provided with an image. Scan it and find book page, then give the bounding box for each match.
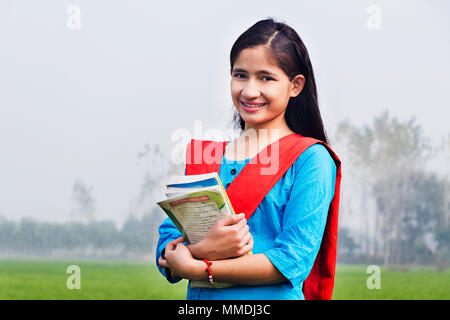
[157,190,231,244]
[172,199,224,244]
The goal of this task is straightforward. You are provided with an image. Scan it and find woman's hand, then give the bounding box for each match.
[158,237,204,280]
[188,213,254,260]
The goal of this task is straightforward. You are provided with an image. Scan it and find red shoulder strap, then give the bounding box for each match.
[185,139,226,175]
[226,134,322,220]
[302,142,341,300]
[185,133,341,300]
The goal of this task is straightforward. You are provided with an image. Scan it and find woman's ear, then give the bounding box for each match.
[290,74,305,98]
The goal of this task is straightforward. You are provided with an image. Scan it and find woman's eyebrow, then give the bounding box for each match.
[232,68,277,76]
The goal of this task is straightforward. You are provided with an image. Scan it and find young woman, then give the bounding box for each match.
[156,18,341,300]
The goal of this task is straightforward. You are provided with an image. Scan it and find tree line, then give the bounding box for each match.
[0,208,165,260]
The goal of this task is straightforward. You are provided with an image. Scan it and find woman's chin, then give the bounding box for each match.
[239,114,262,124]
[239,117,269,130]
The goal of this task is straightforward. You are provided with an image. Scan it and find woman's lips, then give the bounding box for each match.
[240,100,267,112]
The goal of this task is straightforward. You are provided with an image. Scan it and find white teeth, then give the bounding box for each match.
[242,102,266,107]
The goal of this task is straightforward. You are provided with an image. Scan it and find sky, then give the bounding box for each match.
[0,0,449,227]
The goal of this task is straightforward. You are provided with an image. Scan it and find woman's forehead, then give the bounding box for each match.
[233,46,282,75]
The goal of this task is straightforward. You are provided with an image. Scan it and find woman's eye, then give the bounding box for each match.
[232,74,274,81]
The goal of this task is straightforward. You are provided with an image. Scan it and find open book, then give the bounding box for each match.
[157,172,237,289]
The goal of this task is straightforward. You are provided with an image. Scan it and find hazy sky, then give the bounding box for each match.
[0,0,449,226]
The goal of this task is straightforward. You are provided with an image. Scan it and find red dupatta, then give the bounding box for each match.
[185,133,342,300]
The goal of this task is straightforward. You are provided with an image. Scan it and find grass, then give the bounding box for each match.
[0,259,449,300]
[333,264,450,300]
[0,259,187,300]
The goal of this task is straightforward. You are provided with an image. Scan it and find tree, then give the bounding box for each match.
[375,170,446,265]
[336,227,360,263]
[70,180,96,223]
[133,142,181,254]
[119,213,155,256]
[336,111,432,266]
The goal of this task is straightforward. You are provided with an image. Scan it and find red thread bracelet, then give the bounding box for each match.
[202,259,214,284]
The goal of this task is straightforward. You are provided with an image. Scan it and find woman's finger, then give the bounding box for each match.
[221,213,245,226]
[168,237,184,245]
[239,231,252,248]
[173,236,185,244]
[239,236,254,255]
[158,255,168,268]
[237,221,250,238]
[167,237,185,250]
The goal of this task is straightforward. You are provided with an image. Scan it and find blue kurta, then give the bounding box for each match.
[156,143,336,300]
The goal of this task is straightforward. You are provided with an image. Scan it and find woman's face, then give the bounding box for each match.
[230,44,304,132]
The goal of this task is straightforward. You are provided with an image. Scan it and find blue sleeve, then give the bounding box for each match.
[264,144,336,288]
[156,217,184,283]
[155,167,187,283]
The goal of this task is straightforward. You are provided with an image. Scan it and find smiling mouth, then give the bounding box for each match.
[240,100,267,108]
[239,100,267,113]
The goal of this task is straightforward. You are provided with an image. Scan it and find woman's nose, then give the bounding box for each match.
[242,80,261,99]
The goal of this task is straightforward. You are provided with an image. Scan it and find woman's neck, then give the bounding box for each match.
[243,116,294,144]
[225,120,294,161]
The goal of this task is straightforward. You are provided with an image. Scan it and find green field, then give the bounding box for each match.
[1,259,449,300]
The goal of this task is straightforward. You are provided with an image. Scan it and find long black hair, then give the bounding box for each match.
[230,18,329,144]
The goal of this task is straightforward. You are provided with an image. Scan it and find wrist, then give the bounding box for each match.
[188,242,205,259]
[189,259,208,281]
